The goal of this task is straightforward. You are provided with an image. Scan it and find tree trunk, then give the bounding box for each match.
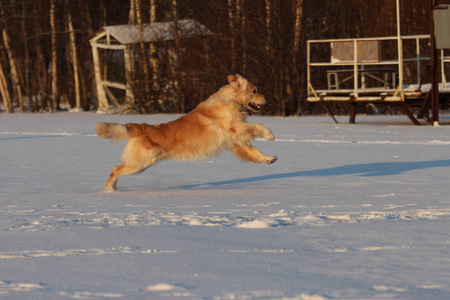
[50,0,59,111]
[34,1,49,111]
[78,0,91,109]
[171,0,184,112]
[228,0,237,73]
[293,0,304,115]
[149,0,160,93]
[67,3,81,111]
[1,0,24,113]
[21,0,31,110]
[127,0,136,106]
[0,60,13,113]
[124,47,135,107]
[135,0,152,112]
[265,0,272,55]
[240,0,247,75]
[2,29,24,112]
[129,0,136,24]
[293,0,303,58]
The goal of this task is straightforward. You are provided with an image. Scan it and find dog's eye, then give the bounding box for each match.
[252,90,257,94]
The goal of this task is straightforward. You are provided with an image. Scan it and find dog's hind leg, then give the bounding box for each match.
[104,165,143,191]
[104,140,161,191]
[231,144,277,164]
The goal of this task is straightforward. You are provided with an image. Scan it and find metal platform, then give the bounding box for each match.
[307,35,450,125]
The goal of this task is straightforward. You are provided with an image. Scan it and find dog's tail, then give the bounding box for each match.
[96,122,130,142]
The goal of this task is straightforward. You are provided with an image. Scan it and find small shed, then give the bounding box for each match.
[89,19,213,110]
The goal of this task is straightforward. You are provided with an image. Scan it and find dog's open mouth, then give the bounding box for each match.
[248,102,261,112]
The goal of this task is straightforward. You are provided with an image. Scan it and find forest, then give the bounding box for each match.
[0,0,442,115]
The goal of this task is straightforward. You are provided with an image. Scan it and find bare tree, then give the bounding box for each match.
[228,0,237,73]
[50,0,59,111]
[171,0,184,112]
[1,1,24,112]
[21,0,31,110]
[265,0,272,55]
[292,0,304,115]
[66,0,81,111]
[0,0,437,116]
[149,0,159,90]
[0,60,12,113]
[0,0,12,113]
[2,28,24,112]
[135,0,152,112]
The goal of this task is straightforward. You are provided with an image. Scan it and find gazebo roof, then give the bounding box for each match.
[99,19,214,44]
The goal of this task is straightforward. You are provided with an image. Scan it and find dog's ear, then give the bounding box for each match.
[228,74,244,89]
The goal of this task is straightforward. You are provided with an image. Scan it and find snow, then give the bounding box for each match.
[2,112,450,299]
[404,83,450,93]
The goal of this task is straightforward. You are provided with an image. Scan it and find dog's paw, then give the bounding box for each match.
[266,156,278,164]
[104,185,118,193]
[264,130,275,141]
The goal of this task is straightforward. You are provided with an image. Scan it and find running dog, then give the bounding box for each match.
[96,74,277,191]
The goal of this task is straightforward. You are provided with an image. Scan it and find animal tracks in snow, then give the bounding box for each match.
[60,291,123,298]
[3,204,450,232]
[0,279,123,298]
[0,247,177,260]
[0,280,45,295]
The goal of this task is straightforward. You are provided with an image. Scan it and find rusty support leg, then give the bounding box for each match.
[417,93,432,124]
[397,103,421,125]
[349,102,357,124]
[320,101,339,124]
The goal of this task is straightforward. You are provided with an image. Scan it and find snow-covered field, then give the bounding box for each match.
[2,112,450,300]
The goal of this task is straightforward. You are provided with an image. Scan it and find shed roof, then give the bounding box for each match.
[102,19,213,44]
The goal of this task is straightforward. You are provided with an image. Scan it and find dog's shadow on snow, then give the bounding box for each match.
[170,159,450,189]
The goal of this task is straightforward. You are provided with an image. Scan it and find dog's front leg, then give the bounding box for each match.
[246,123,275,141]
[231,144,277,164]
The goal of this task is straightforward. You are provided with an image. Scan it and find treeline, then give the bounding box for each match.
[0,0,436,115]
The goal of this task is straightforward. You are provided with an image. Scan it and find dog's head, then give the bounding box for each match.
[227,74,267,112]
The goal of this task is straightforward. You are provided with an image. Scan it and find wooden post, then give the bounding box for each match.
[396,0,404,100]
[353,40,358,97]
[416,37,421,85]
[430,0,440,126]
[306,41,311,96]
[441,49,447,88]
[91,44,108,108]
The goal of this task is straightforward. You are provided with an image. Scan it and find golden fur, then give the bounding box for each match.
[96,74,277,191]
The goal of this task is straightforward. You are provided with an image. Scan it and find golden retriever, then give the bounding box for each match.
[96,74,277,191]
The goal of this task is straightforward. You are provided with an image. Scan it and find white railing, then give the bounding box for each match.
[307,35,450,101]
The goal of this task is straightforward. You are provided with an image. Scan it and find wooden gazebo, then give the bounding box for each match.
[89,19,213,111]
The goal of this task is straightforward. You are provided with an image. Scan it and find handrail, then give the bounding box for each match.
[307,35,449,100]
[307,34,430,43]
